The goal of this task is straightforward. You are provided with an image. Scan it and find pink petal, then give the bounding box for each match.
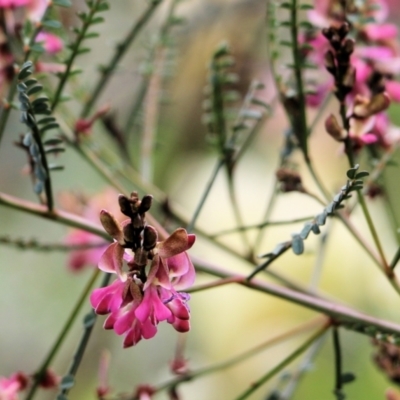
[27,0,49,22]
[171,317,190,333]
[98,242,125,278]
[386,81,400,102]
[356,46,393,61]
[361,133,378,144]
[90,279,124,313]
[104,312,117,330]
[135,286,171,323]
[123,325,142,348]
[141,319,158,339]
[167,252,196,290]
[167,296,190,320]
[114,308,135,335]
[363,23,398,41]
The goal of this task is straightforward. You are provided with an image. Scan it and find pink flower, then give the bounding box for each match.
[0,373,28,400]
[26,0,49,22]
[90,194,195,347]
[0,0,30,7]
[36,32,63,54]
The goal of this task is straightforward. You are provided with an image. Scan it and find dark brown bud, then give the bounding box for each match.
[138,195,153,214]
[118,194,132,217]
[342,66,356,92]
[338,22,350,39]
[322,27,335,40]
[143,225,158,251]
[324,50,336,75]
[342,38,355,55]
[123,223,135,244]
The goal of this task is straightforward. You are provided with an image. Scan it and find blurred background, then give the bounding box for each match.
[2,0,400,399]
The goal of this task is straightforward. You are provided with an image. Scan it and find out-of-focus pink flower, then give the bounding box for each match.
[74,105,110,136]
[36,32,63,54]
[0,372,28,400]
[134,385,155,400]
[303,0,400,109]
[27,0,49,22]
[0,0,30,7]
[62,189,124,272]
[90,216,196,347]
[35,62,66,74]
[96,350,111,399]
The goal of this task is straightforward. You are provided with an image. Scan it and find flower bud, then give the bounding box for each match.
[324,50,336,75]
[138,195,153,213]
[325,114,346,141]
[343,38,355,55]
[143,225,158,251]
[100,210,123,243]
[342,66,355,92]
[123,222,135,244]
[118,194,132,217]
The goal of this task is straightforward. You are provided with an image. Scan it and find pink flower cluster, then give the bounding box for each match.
[90,193,196,347]
[304,0,400,148]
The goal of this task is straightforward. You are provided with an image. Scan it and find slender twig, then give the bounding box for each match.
[0,236,106,251]
[57,273,111,397]
[0,191,109,239]
[186,158,225,232]
[391,247,400,270]
[80,0,163,118]
[234,322,331,400]
[192,255,400,338]
[209,215,313,238]
[24,269,101,400]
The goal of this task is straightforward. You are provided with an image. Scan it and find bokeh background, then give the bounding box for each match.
[2,0,400,399]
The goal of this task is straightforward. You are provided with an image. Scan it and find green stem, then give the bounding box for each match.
[332,327,343,399]
[51,0,103,111]
[24,268,101,400]
[186,158,224,232]
[290,0,308,161]
[390,246,400,270]
[234,323,331,400]
[209,215,312,238]
[80,0,163,118]
[57,273,111,397]
[30,109,54,211]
